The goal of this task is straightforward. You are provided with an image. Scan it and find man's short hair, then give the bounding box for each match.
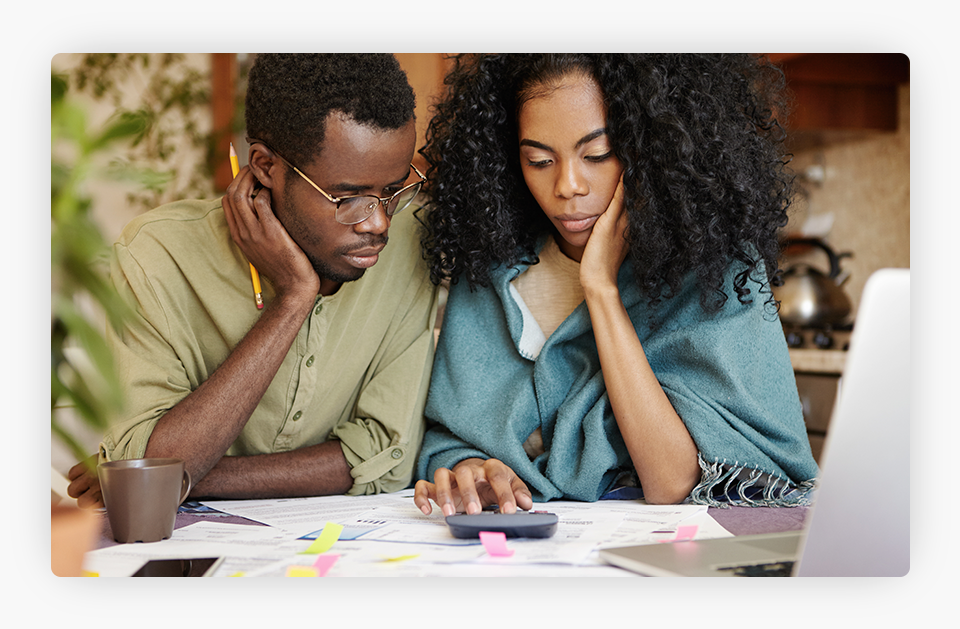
[245,53,416,166]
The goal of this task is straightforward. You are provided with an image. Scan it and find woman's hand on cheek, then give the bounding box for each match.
[580,174,628,291]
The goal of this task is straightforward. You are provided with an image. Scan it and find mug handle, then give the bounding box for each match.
[178,469,193,506]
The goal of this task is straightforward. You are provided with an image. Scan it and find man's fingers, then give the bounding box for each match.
[67,454,98,480]
[66,475,91,498]
[224,167,264,239]
[76,487,104,510]
[67,461,86,482]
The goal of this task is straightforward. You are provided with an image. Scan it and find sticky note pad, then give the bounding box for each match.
[479,531,514,557]
[286,565,319,577]
[301,522,344,554]
[312,553,339,577]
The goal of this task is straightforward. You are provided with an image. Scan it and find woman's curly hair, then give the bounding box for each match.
[418,53,794,312]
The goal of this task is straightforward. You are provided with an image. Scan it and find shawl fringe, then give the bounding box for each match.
[689,453,817,508]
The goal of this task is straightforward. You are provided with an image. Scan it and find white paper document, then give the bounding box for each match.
[199,493,391,538]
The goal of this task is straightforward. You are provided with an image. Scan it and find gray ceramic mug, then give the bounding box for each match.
[98,458,192,543]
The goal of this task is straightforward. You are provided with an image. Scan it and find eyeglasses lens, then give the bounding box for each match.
[391,183,421,214]
[335,182,422,225]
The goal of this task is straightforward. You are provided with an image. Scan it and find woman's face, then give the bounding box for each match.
[517,73,624,262]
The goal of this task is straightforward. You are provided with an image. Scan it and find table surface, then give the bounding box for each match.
[95,506,807,549]
[91,500,809,576]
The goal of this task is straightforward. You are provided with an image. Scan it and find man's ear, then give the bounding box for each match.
[248,143,281,188]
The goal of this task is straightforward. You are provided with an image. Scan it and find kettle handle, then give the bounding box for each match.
[781,237,851,280]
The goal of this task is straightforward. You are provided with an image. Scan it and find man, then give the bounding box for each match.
[68,54,438,506]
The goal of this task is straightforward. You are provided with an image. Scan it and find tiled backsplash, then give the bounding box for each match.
[782,84,910,320]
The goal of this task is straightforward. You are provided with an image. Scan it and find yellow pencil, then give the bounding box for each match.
[230,142,264,309]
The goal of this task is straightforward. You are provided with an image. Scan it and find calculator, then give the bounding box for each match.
[445,510,559,539]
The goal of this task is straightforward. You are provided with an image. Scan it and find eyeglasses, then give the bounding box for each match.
[247,138,425,225]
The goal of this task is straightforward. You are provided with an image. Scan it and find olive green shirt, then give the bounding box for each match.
[100,198,438,495]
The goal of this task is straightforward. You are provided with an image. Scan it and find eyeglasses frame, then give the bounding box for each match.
[245,138,426,225]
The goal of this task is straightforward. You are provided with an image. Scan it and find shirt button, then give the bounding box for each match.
[314,304,323,316]
[292,411,303,422]
[306,355,315,367]
[391,448,402,460]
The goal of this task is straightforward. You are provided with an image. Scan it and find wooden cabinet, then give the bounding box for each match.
[766,53,910,150]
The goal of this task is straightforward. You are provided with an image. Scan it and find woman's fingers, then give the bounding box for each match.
[453,464,484,515]
[478,459,533,514]
[431,467,462,517]
[413,479,438,515]
[417,459,534,517]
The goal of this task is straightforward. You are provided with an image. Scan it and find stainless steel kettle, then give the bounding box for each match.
[774,238,853,327]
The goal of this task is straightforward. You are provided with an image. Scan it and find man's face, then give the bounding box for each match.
[272,112,417,294]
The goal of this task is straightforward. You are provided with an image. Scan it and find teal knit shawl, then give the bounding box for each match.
[417,251,819,507]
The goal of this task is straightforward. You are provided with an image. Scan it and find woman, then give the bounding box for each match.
[413,54,818,516]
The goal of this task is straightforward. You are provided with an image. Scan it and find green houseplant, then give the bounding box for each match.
[51,71,141,463]
[51,72,147,576]
[51,55,219,575]
[52,53,215,464]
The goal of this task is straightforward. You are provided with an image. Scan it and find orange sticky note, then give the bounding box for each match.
[479,531,514,557]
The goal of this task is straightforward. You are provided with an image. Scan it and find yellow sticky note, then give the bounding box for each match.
[228,572,246,577]
[380,554,420,563]
[286,565,319,577]
[81,570,99,577]
[301,522,344,554]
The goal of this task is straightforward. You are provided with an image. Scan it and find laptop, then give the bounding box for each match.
[599,268,910,576]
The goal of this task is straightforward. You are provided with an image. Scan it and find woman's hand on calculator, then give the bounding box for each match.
[414,458,533,516]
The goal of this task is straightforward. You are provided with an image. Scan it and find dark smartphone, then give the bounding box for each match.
[131,557,224,577]
[445,511,559,539]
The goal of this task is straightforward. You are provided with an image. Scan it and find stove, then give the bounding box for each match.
[783,324,853,351]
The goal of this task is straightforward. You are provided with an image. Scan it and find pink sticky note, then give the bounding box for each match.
[657,524,699,543]
[312,553,340,577]
[479,531,514,557]
[673,525,698,541]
